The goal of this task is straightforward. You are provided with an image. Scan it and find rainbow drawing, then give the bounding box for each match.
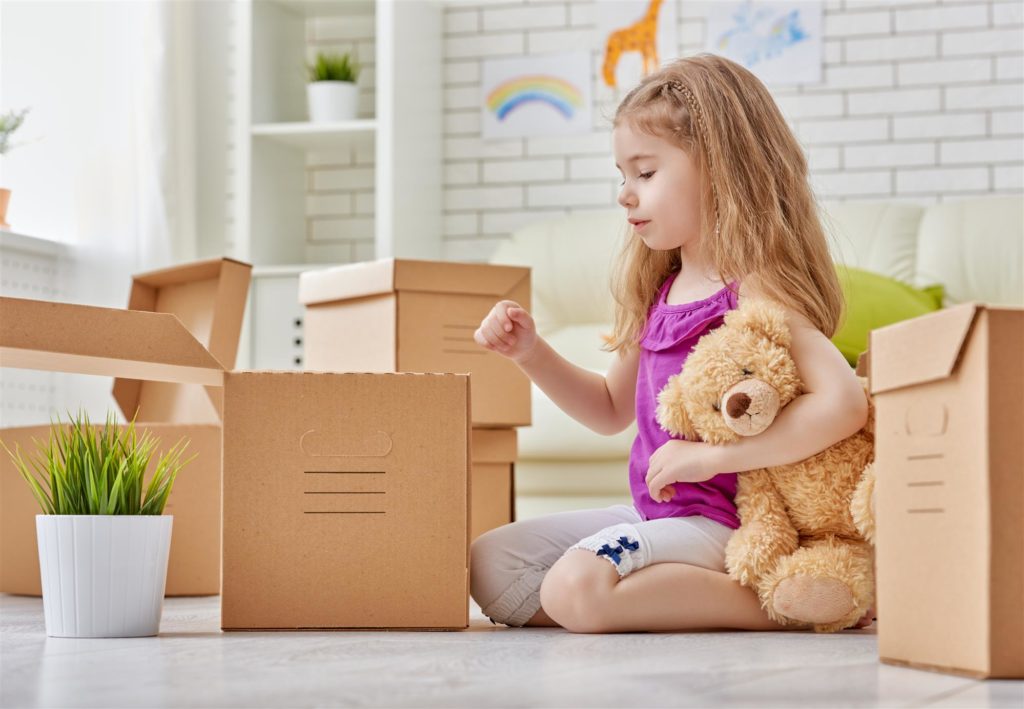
[486,75,584,121]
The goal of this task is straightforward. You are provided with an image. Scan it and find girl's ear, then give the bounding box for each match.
[723,298,792,348]
[656,373,697,440]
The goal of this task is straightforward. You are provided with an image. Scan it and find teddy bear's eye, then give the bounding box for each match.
[741,368,753,376]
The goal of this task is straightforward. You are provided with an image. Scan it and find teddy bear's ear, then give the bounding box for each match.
[723,298,792,348]
[656,373,697,440]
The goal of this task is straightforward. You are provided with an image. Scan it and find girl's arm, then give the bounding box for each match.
[517,337,640,436]
[706,307,869,475]
[475,300,639,436]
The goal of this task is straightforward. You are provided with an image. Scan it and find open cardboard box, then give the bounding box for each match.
[868,303,1023,678]
[0,295,471,630]
[299,258,531,428]
[0,258,251,597]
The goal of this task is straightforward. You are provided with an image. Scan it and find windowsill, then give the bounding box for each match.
[0,230,70,257]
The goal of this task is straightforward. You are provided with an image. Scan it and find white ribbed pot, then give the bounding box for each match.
[36,515,173,638]
[307,80,359,122]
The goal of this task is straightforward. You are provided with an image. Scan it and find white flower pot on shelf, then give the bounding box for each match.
[307,81,359,122]
[36,515,173,638]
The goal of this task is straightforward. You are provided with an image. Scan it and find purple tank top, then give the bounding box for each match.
[629,271,741,528]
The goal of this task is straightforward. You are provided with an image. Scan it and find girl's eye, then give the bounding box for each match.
[618,170,651,185]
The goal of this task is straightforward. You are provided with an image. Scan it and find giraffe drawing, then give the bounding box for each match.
[602,0,664,88]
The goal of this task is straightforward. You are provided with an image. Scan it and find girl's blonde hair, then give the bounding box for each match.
[607,54,843,352]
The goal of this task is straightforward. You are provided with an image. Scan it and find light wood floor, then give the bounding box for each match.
[2,594,1021,708]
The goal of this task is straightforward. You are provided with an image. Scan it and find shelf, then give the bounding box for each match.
[271,0,374,18]
[251,263,339,277]
[252,120,376,149]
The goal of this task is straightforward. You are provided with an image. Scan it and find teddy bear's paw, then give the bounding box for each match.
[772,574,855,627]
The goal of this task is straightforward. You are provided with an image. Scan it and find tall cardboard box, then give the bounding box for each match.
[471,429,516,541]
[869,304,1023,678]
[221,371,470,630]
[299,258,531,428]
[0,258,251,596]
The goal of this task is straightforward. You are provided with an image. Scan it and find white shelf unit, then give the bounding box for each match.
[251,119,377,149]
[232,0,443,268]
[232,0,443,370]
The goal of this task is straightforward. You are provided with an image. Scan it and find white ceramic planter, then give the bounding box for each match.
[35,515,173,638]
[307,81,359,122]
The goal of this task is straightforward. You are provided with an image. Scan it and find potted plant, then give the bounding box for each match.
[306,51,361,122]
[0,107,29,230]
[1,411,193,638]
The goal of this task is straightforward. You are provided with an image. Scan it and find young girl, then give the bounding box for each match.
[470,54,869,634]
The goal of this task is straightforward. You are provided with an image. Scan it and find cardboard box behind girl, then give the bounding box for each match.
[471,428,516,541]
[299,258,531,428]
[869,304,1023,678]
[0,258,250,596]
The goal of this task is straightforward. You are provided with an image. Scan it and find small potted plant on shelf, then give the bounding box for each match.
[0,107,30,230]
[306,51,361,123]
[1,411,193,638]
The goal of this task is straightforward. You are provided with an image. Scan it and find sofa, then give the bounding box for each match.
[489,195,1024,520]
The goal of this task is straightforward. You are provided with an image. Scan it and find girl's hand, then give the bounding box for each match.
[473,300,538,364]
[645,439,717,502]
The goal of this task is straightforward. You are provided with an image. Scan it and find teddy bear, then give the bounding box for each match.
[655,298,877,633]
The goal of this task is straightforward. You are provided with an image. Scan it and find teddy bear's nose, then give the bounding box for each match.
[726,392,751,418]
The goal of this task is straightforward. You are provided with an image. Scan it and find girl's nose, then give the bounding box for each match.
[617,185,635,209]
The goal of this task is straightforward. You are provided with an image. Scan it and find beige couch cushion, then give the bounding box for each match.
[914,196,1023,306]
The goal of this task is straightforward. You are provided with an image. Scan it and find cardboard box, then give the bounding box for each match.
[221,371,470,630]
[869,303,1023,678]
[299,258,531,428]
[471,428,516,541]
[0,423,221,596]
[115,257,252,422]
[1,295,472,630]
[0,258,251,596]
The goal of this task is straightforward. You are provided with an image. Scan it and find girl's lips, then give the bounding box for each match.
[631,220,651,233]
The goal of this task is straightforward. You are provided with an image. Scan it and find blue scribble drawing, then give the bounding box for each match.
[716,3,809,68]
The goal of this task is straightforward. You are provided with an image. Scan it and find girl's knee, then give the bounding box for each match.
[540,550,616,633]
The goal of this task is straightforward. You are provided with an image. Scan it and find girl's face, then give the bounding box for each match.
[613,122,702,253]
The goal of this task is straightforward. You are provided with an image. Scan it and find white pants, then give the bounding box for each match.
[469,503,734,627]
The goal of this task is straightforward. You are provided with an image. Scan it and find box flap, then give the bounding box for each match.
[299,258,530,306]
[128,257,249,290]
[869,303,979,394]
[855,350,869,378]
[0,297,225,387]
[299,259,395,305]
[114,258,251,422]
[472,428,517,463]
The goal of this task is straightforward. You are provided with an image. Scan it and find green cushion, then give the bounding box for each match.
[832,266,944,366]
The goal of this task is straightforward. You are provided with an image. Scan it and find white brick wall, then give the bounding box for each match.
[440,0,1024,262]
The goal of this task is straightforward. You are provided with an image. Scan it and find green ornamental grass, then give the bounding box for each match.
[1,411,193,516]
[307,51,360,83]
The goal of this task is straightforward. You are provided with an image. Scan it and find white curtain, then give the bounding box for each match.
[0,0,201,421]
[134,0,197,270]
[1,0,198,301]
